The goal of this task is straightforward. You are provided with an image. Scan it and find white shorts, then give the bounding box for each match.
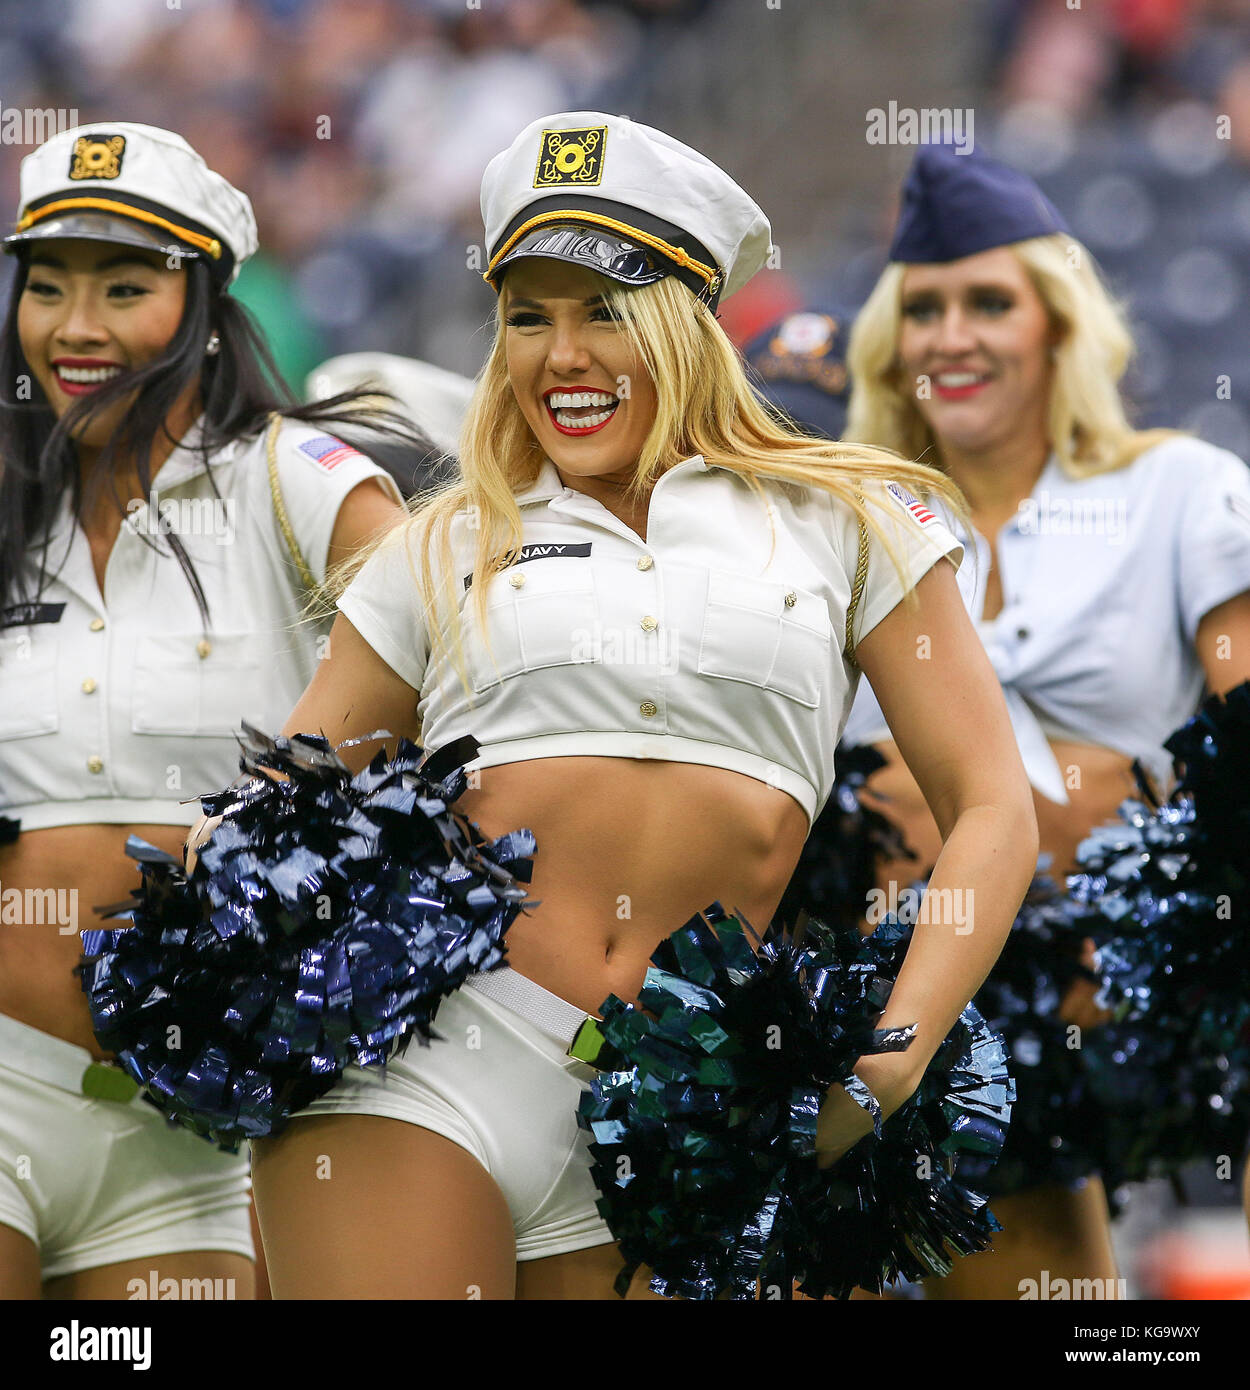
[296,980,616,1262]
[0,1013,254,1282]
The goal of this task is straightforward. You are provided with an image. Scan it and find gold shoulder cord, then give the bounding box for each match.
[265,412,320,597]
[843,494,870,667]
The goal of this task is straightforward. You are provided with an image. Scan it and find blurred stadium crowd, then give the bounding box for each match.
[1,0,1249,455]
[0,0,714,383]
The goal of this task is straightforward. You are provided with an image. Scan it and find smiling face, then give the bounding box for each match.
[16,238,189,449]
[897,246,1057,463]
[502,257,658,489]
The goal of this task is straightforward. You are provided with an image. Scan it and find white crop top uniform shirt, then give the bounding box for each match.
[842,436,1250,804]
[337,456,964,829]
[0,416,403,830]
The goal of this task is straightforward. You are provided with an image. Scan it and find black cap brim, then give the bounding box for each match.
[490,223,666,289]
[3,211,201,264]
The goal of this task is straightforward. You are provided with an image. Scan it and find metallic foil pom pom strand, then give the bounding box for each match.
[78,726,535,1149]
[1057,681,1250,1189]
[577,903,1013,1300]
[782,744,1098,1198]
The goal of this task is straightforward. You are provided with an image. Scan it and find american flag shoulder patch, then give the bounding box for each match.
[885,481,938,530]
[297,434,365,472]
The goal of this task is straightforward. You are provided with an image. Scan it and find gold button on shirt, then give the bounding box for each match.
[334,455,967,830]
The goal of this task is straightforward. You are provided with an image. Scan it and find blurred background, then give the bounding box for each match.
[1,0,1248,1297]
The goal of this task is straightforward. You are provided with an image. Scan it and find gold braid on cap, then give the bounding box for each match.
[14,197,222,259]
[485,208,719,291]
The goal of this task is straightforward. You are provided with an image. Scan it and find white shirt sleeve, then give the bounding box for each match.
[335,526,431,691]
[837,477,965,654]
[270,420,406,587]
[1174,441,1250,643]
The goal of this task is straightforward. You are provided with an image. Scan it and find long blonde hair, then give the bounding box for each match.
[844,232,1177,476]
[334,272,974,691]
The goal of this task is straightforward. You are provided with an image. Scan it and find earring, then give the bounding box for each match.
[205,333,221,357]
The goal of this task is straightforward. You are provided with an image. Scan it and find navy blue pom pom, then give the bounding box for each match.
[781,747,1094,1196]
[1057,682,1250,1186]
[79,725,535,1149]
[577,903,1013,1300]
[1077,682,1250,1051]
[950,871,1113,1196]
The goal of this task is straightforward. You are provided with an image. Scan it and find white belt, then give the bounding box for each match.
[0,1011,143,1103]
[462,967,608,1066]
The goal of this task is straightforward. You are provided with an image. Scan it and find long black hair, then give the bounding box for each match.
[0,250,430,626]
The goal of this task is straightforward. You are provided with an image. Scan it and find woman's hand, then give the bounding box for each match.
[814,1053,920,1169]
[1057,936,1114,1030]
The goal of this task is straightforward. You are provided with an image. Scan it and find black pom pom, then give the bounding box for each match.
[1057,682,1250,1187]
[79,725,535,1149]
[578,904,1012,1300]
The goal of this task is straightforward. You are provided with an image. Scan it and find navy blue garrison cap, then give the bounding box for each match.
[745,308,852,440]
[888,143,1070,264]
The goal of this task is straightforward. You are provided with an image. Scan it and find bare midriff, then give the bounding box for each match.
[456,756,812,1017]
[1,759,812,1054]
[0,821,190,1059]
[858,736,1147,891]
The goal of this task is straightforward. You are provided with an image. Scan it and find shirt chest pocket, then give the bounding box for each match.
[0,631,60,739]
[131,633,267,737]
[465,562,601,694]
[697,570,832,708]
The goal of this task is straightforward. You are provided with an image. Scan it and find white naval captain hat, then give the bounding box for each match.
[3,122,258,287]
[481,111,772,310]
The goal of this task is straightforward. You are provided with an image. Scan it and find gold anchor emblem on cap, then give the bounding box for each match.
[68,134,126,181]
[534,128,606,188]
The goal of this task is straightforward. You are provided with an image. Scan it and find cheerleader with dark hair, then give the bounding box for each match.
[0,122,413,1298]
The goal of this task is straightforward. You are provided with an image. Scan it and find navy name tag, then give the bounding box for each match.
[463,542,592,591]
[0,601,65,630]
